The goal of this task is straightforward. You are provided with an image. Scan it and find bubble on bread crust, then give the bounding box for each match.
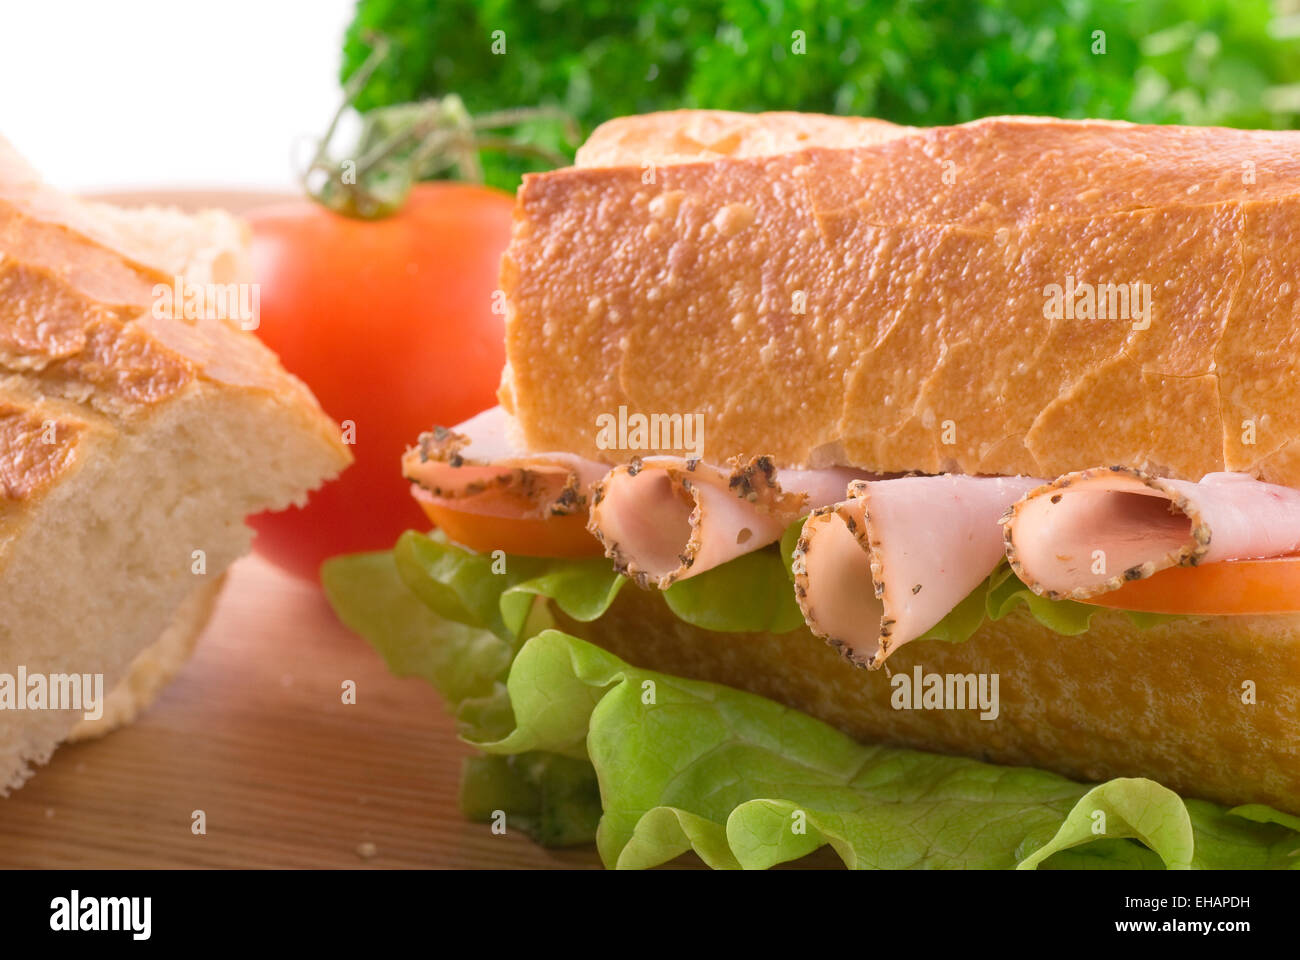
[712,202,755,237]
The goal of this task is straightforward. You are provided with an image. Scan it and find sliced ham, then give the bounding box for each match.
[402,406,609,517]
[1003,467,1300,599]
[587,456,863,589]
[793,475,1041,668]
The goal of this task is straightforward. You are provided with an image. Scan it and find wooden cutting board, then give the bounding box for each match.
[0,556,613,869]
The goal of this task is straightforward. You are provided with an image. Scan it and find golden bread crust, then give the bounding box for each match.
[576,109,912,166]
[0,136,349,515]
[0,398,84,503]
[503,113,1300,483]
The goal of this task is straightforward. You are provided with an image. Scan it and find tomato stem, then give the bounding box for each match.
[303,33,577,220]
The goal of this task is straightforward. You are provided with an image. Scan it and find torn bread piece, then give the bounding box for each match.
[794,475,1041,668]
[0,135,350,794]
[402,405,609,517]
[68,575,227,741]
[588,456,862,589]
[1003,467,1300,600]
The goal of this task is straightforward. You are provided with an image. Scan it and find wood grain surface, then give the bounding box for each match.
[0,556,608,869]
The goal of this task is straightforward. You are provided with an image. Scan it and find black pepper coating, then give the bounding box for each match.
[727,455,779,501]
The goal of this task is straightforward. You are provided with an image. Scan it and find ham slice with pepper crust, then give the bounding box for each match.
[793,475,1041,668]
[402,406,609,518]
[1003,467,1300,600]
[587,456,864,589]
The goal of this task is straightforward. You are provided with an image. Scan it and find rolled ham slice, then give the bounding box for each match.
[793,475,1041,668]
[588,456,863,589]
[402,406,610,517]
[1003,467,1300,600]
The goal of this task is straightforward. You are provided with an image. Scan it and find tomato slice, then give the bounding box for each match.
[411,487,603,558]
[1078,556,1300,615]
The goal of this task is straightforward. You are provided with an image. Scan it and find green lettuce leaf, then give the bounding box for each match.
[390,529,812,638]
[918,576,991,643]
[324,540,1291,869]
[500,558,626,638]
[323,547,602,844]
[387,527,1172,651]
[663,546,805,633]
[918,561,1185,643]
[1227,804,1300,833]
[985,562,1098,634]
[459,752,602,847]
[391,529,625,636]
[779,517,804,583]
[476,629,1300,870]
[322,548,520,742]
[321,550,506,704]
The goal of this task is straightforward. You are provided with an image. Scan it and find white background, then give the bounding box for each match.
[0,0,356,192]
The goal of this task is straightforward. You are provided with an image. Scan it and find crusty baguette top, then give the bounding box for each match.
[0,135,349,512]
[501,111,1300,486]
[575,109,912,166]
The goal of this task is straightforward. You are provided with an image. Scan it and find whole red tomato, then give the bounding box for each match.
[247,182,515,580]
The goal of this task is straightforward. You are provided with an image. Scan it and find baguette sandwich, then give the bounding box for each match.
[0,137,351,793]
[327,110,1300,869]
